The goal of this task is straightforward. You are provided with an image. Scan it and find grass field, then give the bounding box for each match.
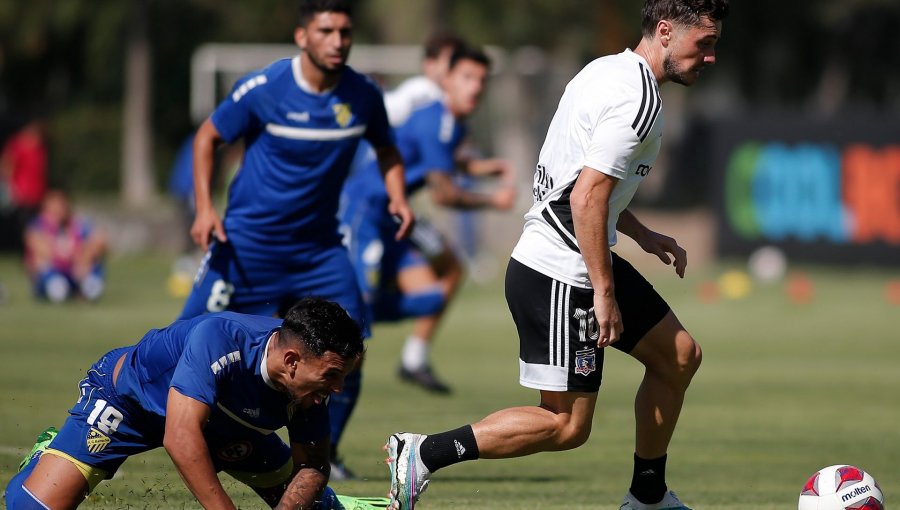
[1,252,898,509]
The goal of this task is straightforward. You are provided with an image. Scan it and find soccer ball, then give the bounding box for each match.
[798,465,884,510]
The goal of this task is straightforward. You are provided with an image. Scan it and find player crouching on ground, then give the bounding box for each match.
[5,298,366,510]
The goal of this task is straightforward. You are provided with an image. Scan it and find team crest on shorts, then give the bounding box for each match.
[574,348,597,376]
[86,428,110,453]
[216,440,253,462]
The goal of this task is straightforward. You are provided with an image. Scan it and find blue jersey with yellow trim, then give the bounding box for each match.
[115,312,326,439]
[212,56,393,253]
[343,99,465,207]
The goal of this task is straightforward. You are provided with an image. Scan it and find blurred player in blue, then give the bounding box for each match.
[180,0,413,479]
[341,45,514,394]
[3,298,383,510]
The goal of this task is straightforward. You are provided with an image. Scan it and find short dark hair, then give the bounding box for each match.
[298,0,352,27]
[279,297,364,360]
[448,45,491,72]
[641,0,729,37]
[423,31,467,60]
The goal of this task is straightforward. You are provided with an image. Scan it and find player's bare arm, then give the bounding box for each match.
[616,208,687,278]
[273,439,331,510]
[375,144,415,240]
[571,166,623,348]
[191,118,227,252]
[164,388,237,510]
[463,156,514,182]
[425,171,515,211]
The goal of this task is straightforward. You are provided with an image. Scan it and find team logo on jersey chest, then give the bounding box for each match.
[332,103,352,127]
[574,348,597,376]
[86,427,110,453]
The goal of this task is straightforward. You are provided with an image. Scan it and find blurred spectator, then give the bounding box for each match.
[24,189,107,303]
[1,119,49,251]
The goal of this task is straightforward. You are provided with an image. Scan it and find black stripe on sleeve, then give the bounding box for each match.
[631,63,648,131]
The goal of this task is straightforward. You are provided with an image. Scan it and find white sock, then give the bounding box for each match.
[45,275,71,303]
[401,336,429,371]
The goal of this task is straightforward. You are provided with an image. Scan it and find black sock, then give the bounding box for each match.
[418,425,480,472]
[629,453,668,504]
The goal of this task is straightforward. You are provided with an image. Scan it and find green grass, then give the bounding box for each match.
[1,253,898,509]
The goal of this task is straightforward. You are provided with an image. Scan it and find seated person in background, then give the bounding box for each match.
[24,189,107,303]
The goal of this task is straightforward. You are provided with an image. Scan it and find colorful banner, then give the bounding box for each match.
[710,118,900,264]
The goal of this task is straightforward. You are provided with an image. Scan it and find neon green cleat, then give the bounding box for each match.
[19,426,59,472]
[336,495,393,510]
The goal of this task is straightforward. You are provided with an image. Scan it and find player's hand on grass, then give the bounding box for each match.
[636,229,687,278]
[593,293,623,348]
[390,200,416,240]
[191,206,227,252]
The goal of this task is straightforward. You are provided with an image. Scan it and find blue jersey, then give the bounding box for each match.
[343,100,465,208]
[116,312,324,439]
[212,56,394,254]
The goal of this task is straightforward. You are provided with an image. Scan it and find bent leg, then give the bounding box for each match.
[627,310,701,459]
[405,247,463,344]
[471,390,597,459]
[19,453,91,510]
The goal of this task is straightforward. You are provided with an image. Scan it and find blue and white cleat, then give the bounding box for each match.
[619,490,693,510]
[384,433,430,510]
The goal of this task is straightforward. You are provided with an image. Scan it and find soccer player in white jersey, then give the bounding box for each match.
[384,1,729,509]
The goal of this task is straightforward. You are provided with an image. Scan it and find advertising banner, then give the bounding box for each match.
[710,116,900,265]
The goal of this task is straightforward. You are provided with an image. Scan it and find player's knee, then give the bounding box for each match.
[554,419,592,450]
[673,332,702,387]
[544,413,592,451]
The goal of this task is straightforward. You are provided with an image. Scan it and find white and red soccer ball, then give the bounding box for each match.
[799,465,884,510]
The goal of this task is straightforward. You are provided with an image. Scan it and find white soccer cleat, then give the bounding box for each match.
[385,433,431,510]
[619,490,693,510]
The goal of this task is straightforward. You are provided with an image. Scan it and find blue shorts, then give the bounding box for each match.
[342,200,443,322]
[178,240,368,336]
[44,348,296,491]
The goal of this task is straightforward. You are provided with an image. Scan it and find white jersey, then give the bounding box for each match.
[511,49,664,289]
[384,75,444,126]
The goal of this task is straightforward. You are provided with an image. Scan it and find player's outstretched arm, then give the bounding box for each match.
[375,145,415,240]
[463,156,514,183]
[425,171,516,211]
[164,388,237,510]
[617,208,687,278]
[273,439,331,510]
[191,118,227,252]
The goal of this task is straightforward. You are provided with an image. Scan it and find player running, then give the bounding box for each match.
[341,44,514,394]
[385,1,729,509]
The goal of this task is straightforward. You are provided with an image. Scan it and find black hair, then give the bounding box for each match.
[641,0,730,37]
[278,297,364,360]
[423,31,467,60]
[298,0,352,27]
[448,45,491,72]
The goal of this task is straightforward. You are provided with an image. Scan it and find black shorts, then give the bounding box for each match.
[505,254,670,392]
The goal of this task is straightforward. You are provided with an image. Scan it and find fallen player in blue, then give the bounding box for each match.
[3,298,382,510]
